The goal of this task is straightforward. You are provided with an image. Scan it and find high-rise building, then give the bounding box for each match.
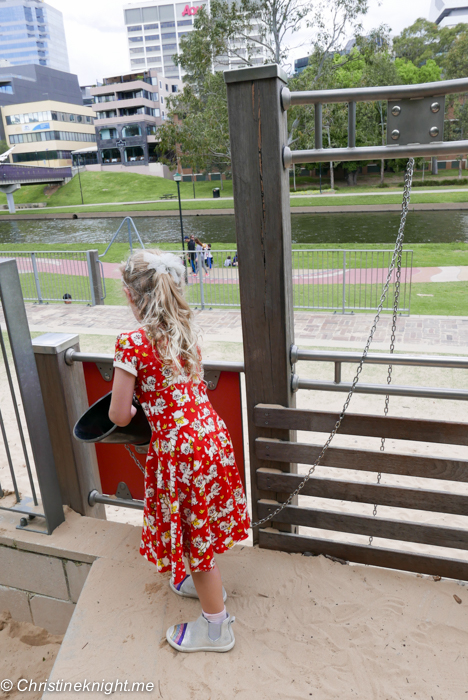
[0,0,70,72]
[429,0,468,25]
[123,0,266,79]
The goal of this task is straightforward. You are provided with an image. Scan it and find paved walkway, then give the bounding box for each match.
[7,303,468,354]
[20,187,468,211]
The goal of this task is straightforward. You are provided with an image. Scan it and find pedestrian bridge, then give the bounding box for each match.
[0,163,72,213]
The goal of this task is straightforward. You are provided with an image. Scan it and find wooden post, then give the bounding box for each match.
[224,64,296,541]
[32,333,106,519]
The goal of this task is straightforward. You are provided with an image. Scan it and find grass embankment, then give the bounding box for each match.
[0,170,467,216]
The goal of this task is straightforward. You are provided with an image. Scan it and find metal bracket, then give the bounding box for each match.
[134,443,149,454]
[115,482,133,500]
[96,361,114,382]
[290,344,299,366]
[204,370,221,391]
[387,96,445,146]
[291,373,299,393]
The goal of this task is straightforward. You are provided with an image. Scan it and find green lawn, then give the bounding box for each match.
[0,170,467,216]
[102,276,466,315]
[0,171,234,209]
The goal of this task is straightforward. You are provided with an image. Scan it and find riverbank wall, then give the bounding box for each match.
[2,201,468,221]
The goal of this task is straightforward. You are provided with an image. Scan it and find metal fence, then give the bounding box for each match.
[176,248,413,313]
[0,251,105,305]
[0,259,64,534]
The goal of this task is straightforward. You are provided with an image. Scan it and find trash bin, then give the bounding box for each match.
[213,188,220,198]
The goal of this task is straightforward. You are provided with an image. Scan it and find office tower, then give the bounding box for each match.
[123,0,266,79]
[0,0,70,72]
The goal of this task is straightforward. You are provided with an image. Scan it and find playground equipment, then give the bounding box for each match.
[99,216,146,258]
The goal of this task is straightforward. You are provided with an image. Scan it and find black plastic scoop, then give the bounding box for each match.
[73,392,151,445]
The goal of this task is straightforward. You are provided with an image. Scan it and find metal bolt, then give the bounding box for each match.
[431,102,440,113]
[208,381,214,390]
[391,129,400,141]
[429,126,439,138]
[20,517,28,527]
[391,105,401,117]
[265,421,269,425]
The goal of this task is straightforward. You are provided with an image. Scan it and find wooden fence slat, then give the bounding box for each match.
[257,500,468,550]
[259,529,468,581]
[256,437,468,482]
[257,469,468,516]
[254,405,468,446]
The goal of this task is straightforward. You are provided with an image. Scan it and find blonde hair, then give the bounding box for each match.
[120,248,202,381]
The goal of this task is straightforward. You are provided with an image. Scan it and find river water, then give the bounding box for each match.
[0,210,467,246]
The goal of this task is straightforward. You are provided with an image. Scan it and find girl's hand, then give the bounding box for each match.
[130,404,137,418]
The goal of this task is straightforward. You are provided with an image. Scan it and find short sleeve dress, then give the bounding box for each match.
[113,327,251,585]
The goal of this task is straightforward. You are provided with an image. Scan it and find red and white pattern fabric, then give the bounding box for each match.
[113,328,251,585]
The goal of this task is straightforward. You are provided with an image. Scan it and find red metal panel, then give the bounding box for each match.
[82,363,246,501]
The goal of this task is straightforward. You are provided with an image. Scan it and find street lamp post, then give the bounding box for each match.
[173,172,187,283]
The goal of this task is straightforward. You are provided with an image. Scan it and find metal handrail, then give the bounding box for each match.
[290,347,468,400]
[281,76,468,164]
[292,377,468,401]
[281,77,468,108]
[65,348,245,373]
[291,346,468,369]
[283,140,468,166]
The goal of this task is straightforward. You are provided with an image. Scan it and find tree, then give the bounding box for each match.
[0,140,8,156]
[444,29,468,79]
[159,0,370,177]
[392,18,468,69]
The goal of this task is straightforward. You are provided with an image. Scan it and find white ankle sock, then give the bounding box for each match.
[203,607,227,624]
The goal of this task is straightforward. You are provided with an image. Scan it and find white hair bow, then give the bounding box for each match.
[143,251,185,282]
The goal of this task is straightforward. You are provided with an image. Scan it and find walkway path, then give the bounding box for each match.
[6,254,468,285]
[8,303,467,354]
[23,187,468,211]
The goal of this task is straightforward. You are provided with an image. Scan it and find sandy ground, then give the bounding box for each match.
[0,611,62,700]
[1,330,468,698]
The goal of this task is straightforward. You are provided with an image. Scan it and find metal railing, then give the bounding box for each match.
[0,250,105,305]
[170,248,413,313]
[281,76,468,165]
[0,259,64,534]
[292,249,413,314]
[290,346,468,400]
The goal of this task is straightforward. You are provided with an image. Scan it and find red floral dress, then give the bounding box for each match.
[113,327,251,585]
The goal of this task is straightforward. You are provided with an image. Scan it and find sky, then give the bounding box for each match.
[49,0,433,85]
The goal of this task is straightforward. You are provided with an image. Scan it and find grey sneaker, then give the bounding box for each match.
[169,574,227,602]
[166,612,235,653]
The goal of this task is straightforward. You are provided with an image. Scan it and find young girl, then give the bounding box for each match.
[109,249,250,653]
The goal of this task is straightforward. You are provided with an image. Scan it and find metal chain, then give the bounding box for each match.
[369,216,405,544]
[252,158,415,530]
[124,444,146,475]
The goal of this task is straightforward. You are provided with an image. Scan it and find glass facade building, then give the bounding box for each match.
[0,0,70,72]
[123,0,266,79]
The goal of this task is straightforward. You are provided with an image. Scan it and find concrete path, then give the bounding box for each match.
[19,187,468,212]
[7,254,468,285]
[8,303,468,354]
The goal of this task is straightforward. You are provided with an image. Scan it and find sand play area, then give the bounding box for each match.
[2,543,468,699]
[1,330,468,697]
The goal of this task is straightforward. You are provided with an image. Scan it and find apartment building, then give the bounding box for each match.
[89,68,182,174]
